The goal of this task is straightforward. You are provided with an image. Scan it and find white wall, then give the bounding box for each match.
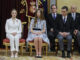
[50,0,56,12]
[50,0,56,6]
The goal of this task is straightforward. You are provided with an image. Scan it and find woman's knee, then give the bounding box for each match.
[34,37,39,41]
[38,37,42,42]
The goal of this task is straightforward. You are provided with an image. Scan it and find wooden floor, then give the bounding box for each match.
[0,49,80,60]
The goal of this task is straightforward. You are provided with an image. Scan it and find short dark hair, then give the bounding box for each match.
[61,6,68,11]
[51,4,57,9]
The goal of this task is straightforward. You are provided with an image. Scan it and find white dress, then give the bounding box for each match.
[5,18,22,52]
[26,19,50,45]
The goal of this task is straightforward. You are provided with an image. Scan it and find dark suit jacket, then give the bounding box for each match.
[56,15,74,35]
[46,13,61,35]
[68,13,80,31]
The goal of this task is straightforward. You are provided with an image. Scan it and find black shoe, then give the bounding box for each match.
[35,55,39,58]
[78,47,80,54]
[38,56,42,58]
[62,51,65,58]
[50,48,54,51]
[67,51,71,58]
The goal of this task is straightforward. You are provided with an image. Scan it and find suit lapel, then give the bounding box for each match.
[51,14,54,20]
[62,16,68,24]
[66,17,69,23]
[61,16,64,24]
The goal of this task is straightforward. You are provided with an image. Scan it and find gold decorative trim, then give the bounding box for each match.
[20,9,25,13]
[25,0,28,16]
[20,0,27,14]
[47,0,50,13]
[38,0,42,6]
[56,0,57,7]
[21,0,26,6]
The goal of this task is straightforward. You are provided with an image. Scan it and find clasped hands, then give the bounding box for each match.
[74,30,78,35]
[59,32,70,37]
[32,31,43,35]
[11,32,17,36]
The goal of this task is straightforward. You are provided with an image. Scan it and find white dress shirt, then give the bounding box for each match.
[62,16,67,23]
[5,18,22,34]
[52,13,57,19]
[71,13,76,20]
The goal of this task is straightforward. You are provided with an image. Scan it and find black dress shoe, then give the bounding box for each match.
[67,51,71,58]
[35,56,39,58]
[78,47,80,54]
[62,51,65,58]
[38,56,42,58]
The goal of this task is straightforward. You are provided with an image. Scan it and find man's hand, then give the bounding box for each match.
[74,30,78,35]
[59,32,70,37]
[63,32,70,37]
[59,32,64,36]
[50,28,54,32]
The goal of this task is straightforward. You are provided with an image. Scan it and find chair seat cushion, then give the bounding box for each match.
[29,40,46,43]
[55,39,74,42]
[3,38,25,43]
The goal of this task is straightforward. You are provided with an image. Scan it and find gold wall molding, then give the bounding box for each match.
[47,0,50,13]
[57,0,80,13]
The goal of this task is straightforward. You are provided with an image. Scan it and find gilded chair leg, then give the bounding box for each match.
[6,46,8,55]
[31,46,32,56]
[29,46,31,56]
[46,45,48,56]
[55,43,58,56]
[20,46,22,55]
[72,43,74,56]
[43,47,45,55]
[20,46,21,54]
[30,46,32,56]
[21,46,23,55]
[22,46,23,55]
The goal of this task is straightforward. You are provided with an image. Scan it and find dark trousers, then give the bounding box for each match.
[77,31,80,47]
[48,31,56,51]
[57,34,72,51]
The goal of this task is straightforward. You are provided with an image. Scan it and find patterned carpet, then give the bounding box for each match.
[0,56,80,60]
[0,49,80,60]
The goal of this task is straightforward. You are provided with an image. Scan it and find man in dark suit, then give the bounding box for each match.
[46,4,61,51]
[57,6,74,58]
[68,5,80,53]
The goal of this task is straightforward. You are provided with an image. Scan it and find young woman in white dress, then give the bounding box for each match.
[27,9,50,58]
[5,9,22,58]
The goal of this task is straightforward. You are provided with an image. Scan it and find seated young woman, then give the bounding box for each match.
[26,9,50,58]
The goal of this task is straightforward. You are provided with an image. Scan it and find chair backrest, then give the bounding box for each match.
[27,16,35,30]
[21,22,27,31]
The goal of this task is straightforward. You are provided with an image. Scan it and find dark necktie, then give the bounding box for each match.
[63,18,66,23]
[54,14,56,19]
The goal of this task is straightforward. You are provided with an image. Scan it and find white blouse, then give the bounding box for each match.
[5,18,22,34]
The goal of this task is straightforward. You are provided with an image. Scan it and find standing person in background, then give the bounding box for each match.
[46,4,61,51]
[5,9,22,58]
